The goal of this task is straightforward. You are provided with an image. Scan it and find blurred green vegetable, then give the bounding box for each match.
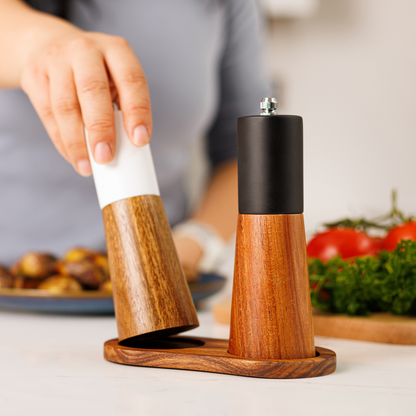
[309,240,416,316]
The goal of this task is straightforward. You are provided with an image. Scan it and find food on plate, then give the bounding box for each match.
[10,252,57,279]
[0,266,13,288]
[63,248,110,277]
[90,253,110,277]
[56,259,105,290]
[63,247,95,262]
[0,249,108,292]
[99,279,112,293]
[1,243,199,293]
[38,275,83,292]
[13,276,44,289]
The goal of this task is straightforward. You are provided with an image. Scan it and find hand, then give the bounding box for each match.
[20,30,152,176]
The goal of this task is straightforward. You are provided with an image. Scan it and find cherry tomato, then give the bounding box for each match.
[371,237,384,252]
[382,221,416,251]
[307,228,379,262]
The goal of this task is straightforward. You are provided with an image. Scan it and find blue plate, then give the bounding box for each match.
[0,273,226,314]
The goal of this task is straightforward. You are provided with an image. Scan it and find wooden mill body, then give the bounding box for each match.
[229,213,315,360]
[103,195,199,342]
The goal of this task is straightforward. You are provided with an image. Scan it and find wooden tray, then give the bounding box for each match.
[104,336,336,379]
[213,299,416,345]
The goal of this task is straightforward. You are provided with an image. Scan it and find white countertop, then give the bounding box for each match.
[1,309,415,416]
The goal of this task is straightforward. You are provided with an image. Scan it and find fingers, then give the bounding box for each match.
[71,40,115,165]
[104,37,152,146]
[21,65,70,163]
[21,34,152,179]
[48,63,91,176]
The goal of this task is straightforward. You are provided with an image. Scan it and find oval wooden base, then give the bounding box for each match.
[104,336,336,379]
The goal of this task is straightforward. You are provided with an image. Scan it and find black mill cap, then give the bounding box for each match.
[237,101,303,215]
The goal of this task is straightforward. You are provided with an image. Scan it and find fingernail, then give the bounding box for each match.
[77,159,92,176]
[133,125,149,146]
[94,142,112,164]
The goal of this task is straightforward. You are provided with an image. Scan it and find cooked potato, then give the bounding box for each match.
[63,249,110,278]
[99,279,112,293]
[57,259,105,290]
[90,253,110,278]
[11,252,57,279]
[6,248,113,292]
[63,247,96,262]
[0,266,13,288]
[38,275,82,291]
[13,276,44,289]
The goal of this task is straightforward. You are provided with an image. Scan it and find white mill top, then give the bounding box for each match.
[86,111,160,210]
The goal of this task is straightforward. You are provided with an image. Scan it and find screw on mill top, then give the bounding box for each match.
[260,97,278,116]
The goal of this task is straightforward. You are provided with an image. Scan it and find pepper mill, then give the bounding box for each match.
[88,110,199,343]
[229,98,315,360]
[102,102,336,379]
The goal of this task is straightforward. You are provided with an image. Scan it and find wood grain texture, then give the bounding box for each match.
[214,299,416,345]
[229,214,315,360]
[104,336,336,379]
[103,195,199,342]
[313,311,416,345]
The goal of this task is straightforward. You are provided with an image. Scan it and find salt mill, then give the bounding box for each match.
[229,98,316,360]
[88,110,199,343]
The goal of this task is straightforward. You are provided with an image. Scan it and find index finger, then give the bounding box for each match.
[104,37,152,147]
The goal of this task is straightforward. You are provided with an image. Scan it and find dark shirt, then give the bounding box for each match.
[25,0,67,17]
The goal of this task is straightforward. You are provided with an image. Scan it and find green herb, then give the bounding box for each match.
[309,240,416,316]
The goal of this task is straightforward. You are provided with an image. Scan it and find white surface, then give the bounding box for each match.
[0,309,415,416]
[87,111,160,209]
[266,0,416,238]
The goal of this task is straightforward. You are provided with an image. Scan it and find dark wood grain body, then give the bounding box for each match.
[229,213,315,360]
[102,195,199,342]
[104,337,336,379]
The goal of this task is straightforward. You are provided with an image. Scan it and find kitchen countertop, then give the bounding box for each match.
[0,308,415,416]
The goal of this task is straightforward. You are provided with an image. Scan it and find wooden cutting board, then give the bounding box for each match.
[213,298,416,345]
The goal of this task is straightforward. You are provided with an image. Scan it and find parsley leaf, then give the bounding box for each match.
[309,240,416,316]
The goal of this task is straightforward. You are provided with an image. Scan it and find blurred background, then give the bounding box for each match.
[2,0,415,304]
[191,0,416,244]
[265,0,416,237]
[192,0,416,296]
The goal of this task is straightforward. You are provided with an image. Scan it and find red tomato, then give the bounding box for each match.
[371,237,384,252]
[307,228,379,262]
[382,221,416,251]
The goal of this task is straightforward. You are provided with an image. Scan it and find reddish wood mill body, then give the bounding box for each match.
[229,213,315,360]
